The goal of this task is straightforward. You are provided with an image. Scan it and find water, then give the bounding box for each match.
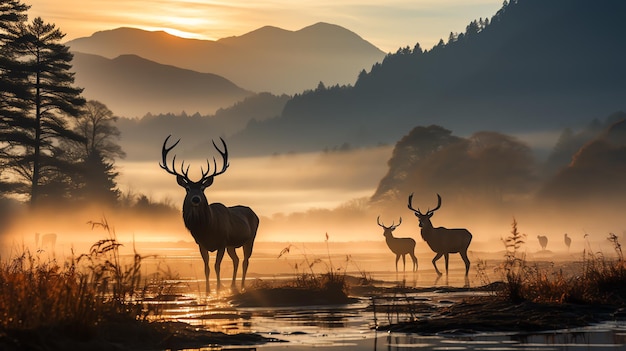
[144,277,626,350]
[16,240,624,350]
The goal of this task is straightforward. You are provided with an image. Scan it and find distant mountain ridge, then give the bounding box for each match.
[228,0,626,155]
[71,52,252,117]
[66,23,386,94]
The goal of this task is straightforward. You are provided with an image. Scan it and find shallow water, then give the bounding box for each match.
[12,240,624,350]
[146,278,626,351]
[125,242,626,350]
[152,291,626,350]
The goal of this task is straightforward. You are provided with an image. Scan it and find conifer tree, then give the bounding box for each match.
[5,16,85,205]
[0,0,30,194]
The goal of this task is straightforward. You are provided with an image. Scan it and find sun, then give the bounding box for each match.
[161,27,203,40]
[156,15,215,40]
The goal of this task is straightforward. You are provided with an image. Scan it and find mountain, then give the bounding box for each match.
[66,23,386,94]
[228,0,626,156]
[71,52,252,117]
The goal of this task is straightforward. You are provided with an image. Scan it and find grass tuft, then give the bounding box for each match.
[0,218,154,337]
[497,219,626,305]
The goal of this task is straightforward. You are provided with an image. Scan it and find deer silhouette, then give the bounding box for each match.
[407,193,472,276]
[161,135,259,293]
[564,233,571,251]
[537,235,548,250]
[377,216,418,272]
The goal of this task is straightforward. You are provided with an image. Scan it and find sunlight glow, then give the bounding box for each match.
[28,0,503,52]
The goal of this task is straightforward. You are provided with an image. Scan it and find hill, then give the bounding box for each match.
[66,23,386,94]
[116,93,291,160]
[71,52,252,117]
[229,0,626,156]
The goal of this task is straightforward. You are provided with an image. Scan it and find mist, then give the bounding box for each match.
[2,134,624,263]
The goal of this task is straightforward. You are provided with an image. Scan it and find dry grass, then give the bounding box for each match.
[497,219,626,305]
[0,218,154,336]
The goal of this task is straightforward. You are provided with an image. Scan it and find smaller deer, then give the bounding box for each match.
[564,233,571,251]
[537,235,548,251]
[378,216,418,272]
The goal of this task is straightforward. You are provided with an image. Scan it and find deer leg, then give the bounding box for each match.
[460,250,471,276]
[199,247,210,294]
[402,254,407,272]
[395,254,401,272]
[214,248,226,291]
[444,253,450,275]
[241,241,254,290]
[432,253,443,276]
[227,247,239,289]
[410,252,418,272]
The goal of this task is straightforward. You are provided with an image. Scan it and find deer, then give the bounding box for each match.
[407,193,472,276]
[160,135,259,294]
[564,233,571,251]
[377,216,418,272]
[537,235,548,251]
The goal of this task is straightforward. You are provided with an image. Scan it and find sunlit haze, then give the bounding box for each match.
[27,0,503,53]
[2,0,624,267]
[117,147,393,217]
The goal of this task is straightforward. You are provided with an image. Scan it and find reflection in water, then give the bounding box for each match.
[133,249,626,350]
[145,284,626,350]
[374,325,626,351]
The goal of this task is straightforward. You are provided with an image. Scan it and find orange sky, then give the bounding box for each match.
[26,0,502,52]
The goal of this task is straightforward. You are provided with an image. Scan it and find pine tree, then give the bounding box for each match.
[0,0,30,194]
[7,16,86,205]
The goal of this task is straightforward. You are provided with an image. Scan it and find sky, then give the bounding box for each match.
[26,0,503,53]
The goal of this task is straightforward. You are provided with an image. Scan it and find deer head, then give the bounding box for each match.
[160,135,229,208]
[407,193,441,228]
[377,216,402,238]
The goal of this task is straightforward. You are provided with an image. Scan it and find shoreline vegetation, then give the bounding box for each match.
[1,220,625,350]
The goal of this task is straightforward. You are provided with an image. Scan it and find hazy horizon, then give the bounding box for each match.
[29,0,503,53]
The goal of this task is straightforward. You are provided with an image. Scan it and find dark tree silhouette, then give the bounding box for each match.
[540,118,626,203]
[74,100,125,161]
[67,100,124,205]
[371,126,536,209]
[371,125,462,203]
[0,0,30,194]
[4,16,85,205]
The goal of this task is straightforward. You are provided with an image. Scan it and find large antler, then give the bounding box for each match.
[161,135,191,180]
[429,194,442,214]
[408,193,442,216]
[206,138,229,178]
[160,135,230,184]
[407,193,422,215]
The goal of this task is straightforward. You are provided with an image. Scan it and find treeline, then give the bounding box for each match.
[371,113,626,212]
[231,0,626,156]
[0,1,125,208]
[116,92,290,160]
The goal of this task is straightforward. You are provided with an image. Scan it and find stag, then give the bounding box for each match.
[160,135,259,293]
[407,193,472,276]
[378,216,418,272]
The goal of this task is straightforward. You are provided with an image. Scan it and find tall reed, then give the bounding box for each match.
[0,218,151,334]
